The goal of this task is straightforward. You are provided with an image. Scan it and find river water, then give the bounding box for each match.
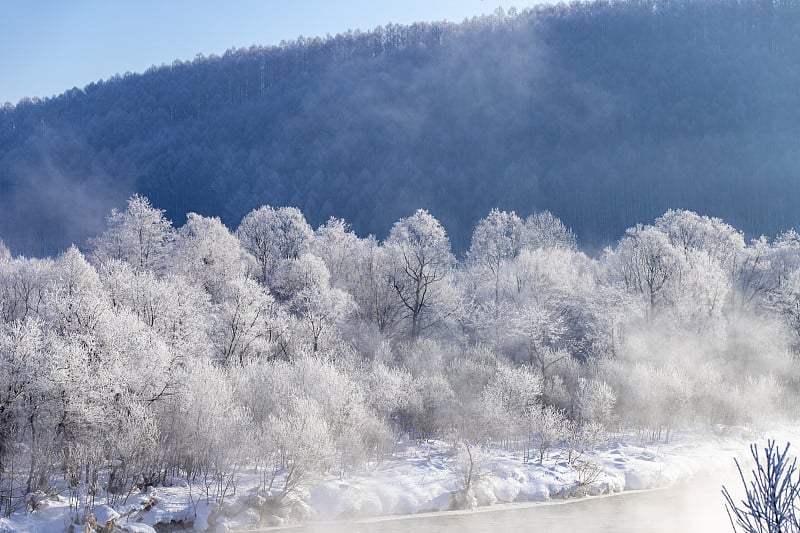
[287,470,742,533]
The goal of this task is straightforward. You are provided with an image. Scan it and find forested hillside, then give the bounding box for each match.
[3,0,800,257]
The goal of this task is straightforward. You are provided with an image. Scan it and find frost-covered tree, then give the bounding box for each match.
[733,236,779,312]
[467,209,524,308]
[44,246,109,338]
[99,261,212,358]
[272,255,356,353]
[611,224,684,319]
[772,229,800,288]
[168,362,250,505]
[668,250,730,334]
[310,217,363,290]
[575,378,616,428]
[527,405,569,464]
[212,276,285,365]
[480,364,543,443]
[98,261,212,361]
[90,195,175,273]
[770,268,800,351]
[174,213,250,301]
[386,209,457,339]
[395,340,456,438]
[518,306,567,361]
[261,396,335,502]
[0,318,59,512]
[723,441,800,533]
[654,209,743,268]
[236,205,314,284]
[0,256,52,324]
[523,211,577,251]
[358,359,415,428]
[464,244,596,361]
[3,196,800,522]
[599,359,690,442]
[349,236,405,336]
[93,308,174,401]
[290,356,391,469]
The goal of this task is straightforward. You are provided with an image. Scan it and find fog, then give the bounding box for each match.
[0,133,133,256]
[293,471,741,533]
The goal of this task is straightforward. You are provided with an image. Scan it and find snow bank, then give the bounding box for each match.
[304,426,800,523]
[3,426,797,532]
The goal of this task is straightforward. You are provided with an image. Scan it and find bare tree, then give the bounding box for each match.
[723,440,800,533]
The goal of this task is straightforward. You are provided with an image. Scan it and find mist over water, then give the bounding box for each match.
[295,471,741,533]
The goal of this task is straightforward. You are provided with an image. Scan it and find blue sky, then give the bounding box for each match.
[1,0,537,104]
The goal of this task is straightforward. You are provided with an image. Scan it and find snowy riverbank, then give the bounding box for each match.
[3,426,797,533]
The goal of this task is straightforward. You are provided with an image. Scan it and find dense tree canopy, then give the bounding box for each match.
[1,198,798,523]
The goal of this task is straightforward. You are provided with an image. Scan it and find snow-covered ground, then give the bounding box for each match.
[2,425,797,533]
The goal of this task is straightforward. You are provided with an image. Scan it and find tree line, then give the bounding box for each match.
[0,197,797,522]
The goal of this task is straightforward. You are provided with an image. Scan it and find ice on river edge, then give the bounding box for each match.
[2,425,797,533]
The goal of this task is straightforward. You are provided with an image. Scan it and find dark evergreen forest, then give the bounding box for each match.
[2,0,800,257]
